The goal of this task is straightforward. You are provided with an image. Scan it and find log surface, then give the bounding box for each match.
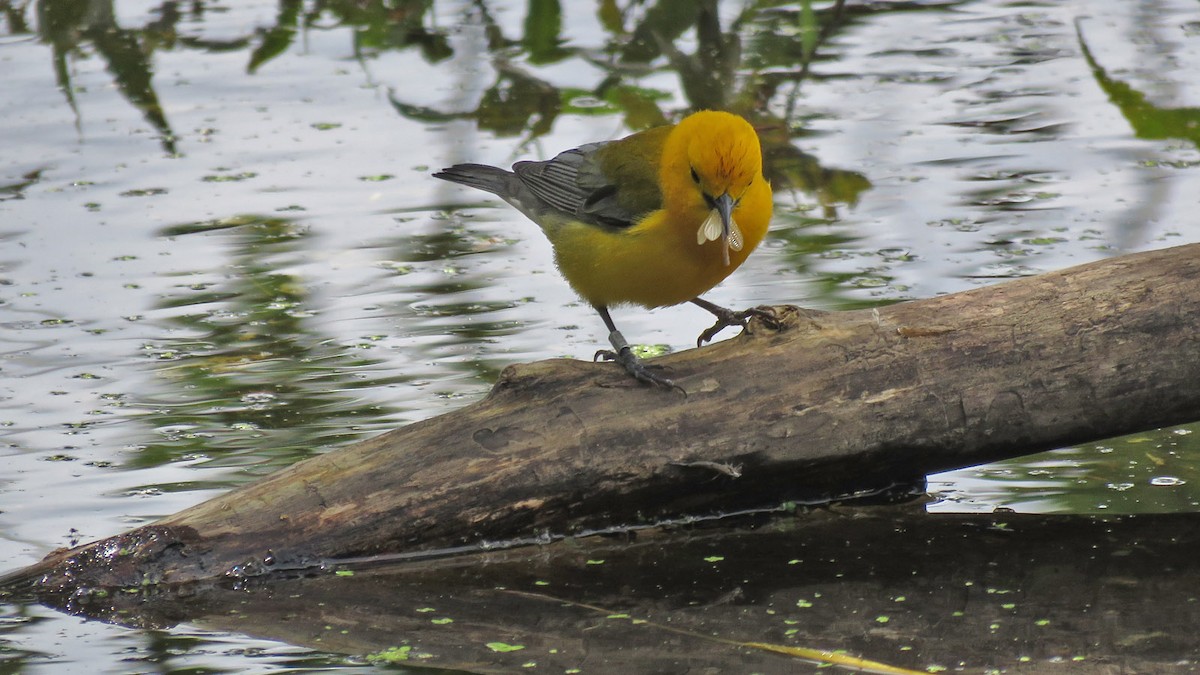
[7,243,1200,589]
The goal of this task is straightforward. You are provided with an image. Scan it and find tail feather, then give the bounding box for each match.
[432,163,517,199]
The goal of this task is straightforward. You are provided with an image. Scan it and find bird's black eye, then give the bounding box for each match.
[689,167,700,184]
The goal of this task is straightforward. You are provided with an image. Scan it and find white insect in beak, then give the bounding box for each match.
[696,192,743,266]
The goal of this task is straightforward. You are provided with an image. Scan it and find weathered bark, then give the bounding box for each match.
[5,243,1200,590]
[23,508,1200,674]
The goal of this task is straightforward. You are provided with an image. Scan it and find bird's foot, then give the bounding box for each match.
[695,304,781,347]
[595,332,684,394]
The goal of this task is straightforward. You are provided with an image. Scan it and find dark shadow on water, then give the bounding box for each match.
[15,506,1200,673]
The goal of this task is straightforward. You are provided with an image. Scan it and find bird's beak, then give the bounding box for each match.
[714,193,735,266]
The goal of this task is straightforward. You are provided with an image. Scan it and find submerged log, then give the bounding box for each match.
[5,243,1200,590]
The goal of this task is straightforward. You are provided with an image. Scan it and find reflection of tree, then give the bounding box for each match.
[19,0,449,155]
[36,0,179,154]
[16,0,875,207]
[1076,20,1200,150]
[1075,19,1199,249]
[400,0,870,209]
[127,216,402,473]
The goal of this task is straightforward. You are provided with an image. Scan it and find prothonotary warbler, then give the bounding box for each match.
[434,110,773,389]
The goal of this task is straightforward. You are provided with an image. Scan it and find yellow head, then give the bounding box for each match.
[658,111,768,266]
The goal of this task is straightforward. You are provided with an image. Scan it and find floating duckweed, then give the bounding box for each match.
[120,187,168,197]
[485,642,525,653]
[631,344,670,358]
[366,646,411,663]
[202,172,257,183]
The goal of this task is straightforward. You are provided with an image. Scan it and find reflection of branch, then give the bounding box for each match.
[652,0,739,111]
[36,0,85,136]
[783,0,847,124]
[38,0,179,154]
[503,589,925,675]
[247,0,301,74]
[1075,19,1200,149]
[0,169,45,202]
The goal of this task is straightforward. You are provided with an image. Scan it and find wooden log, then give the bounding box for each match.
[5,243,1200,590]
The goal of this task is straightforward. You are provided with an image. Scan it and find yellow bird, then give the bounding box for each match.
[434,110,773,388]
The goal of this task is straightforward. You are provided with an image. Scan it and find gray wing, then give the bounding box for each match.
[512,142,637,230]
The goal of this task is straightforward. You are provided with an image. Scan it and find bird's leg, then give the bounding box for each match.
[592,306,681,391]
[691,297,779,347]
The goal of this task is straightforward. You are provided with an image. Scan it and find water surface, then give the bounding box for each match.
[3,0,1200,672]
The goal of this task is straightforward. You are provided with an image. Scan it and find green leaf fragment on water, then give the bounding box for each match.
[486,642,525,653]
[202,172,257,182]
[334,569,354,576]
[630,343,670,358]
[431,618,453,625]
[366,646,411,663]
[120,188,168,197]
[585,559,605,565]
[704,555,725,562]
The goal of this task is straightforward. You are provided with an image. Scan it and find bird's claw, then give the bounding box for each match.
[696,305,781,347]
[595,347,684,394]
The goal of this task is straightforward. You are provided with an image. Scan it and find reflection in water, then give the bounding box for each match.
[37,0,179,154]
[22,508,1200,673]
[127,216,407,474]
